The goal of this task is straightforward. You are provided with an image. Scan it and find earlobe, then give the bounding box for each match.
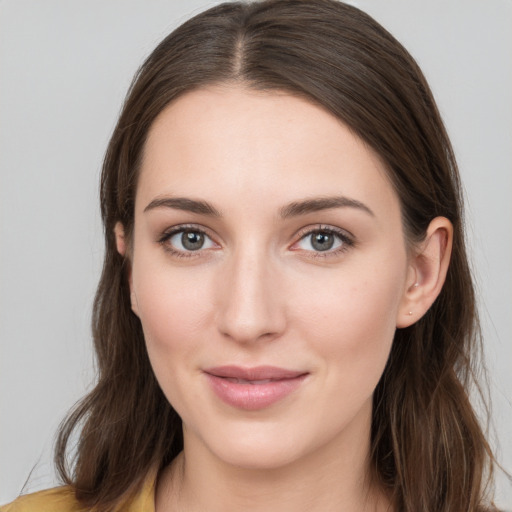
[396,217,453,328]
[130,290,140,317]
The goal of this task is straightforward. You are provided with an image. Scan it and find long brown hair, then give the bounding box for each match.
[55,1,498,510]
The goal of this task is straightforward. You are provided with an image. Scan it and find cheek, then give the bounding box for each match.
[292,255,405,376]
[131,259,213,364]
[131,262,216,418]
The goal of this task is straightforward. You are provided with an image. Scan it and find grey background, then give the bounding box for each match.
[1,0,510,507]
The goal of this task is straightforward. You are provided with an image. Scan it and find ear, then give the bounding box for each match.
[114,221,128,256]
[114,222,139,316]
[396,217,453,328]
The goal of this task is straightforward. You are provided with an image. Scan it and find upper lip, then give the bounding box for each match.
[204,365,307,381]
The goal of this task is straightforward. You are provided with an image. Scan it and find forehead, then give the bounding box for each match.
[136,86,400,221]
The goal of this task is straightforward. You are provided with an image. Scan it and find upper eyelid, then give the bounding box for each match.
[160,223,215,238]
[294,224,354,241]
[160,223,352,236]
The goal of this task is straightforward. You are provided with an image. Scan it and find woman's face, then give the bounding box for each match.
[127,86,413,470]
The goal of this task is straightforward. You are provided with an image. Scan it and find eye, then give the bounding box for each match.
[159,226,218,255]
[292,226,353,255]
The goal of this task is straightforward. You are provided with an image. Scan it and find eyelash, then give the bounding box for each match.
[157,224,355,259]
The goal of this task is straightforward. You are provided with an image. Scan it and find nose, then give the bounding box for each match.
[215,245,286,344]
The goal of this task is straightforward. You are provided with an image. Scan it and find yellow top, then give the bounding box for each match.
[0,476,156,512]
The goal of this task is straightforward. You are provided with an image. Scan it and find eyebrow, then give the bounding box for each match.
[279,196,374,218]
[143,195,374,218]
[144,197,222,216]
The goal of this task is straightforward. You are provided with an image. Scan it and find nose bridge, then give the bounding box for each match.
[216,241,285,343]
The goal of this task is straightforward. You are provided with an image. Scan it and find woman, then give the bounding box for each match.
[1,0,503,510]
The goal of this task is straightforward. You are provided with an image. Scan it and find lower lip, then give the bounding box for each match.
[204,373,307,411]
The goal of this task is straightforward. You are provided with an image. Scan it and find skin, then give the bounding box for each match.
[115,86,452,512]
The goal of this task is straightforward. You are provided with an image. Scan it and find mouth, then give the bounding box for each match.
[203,365,309,410]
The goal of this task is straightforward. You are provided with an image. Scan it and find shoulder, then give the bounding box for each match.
[0,486,84,512]
[1,473,156,512]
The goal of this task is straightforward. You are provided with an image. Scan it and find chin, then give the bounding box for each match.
[185,416,311,471]
[213,439,306,471]
[190,410,364,473]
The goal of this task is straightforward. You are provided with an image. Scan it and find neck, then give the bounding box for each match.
[155,405,391,512]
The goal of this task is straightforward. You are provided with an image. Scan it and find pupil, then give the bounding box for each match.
[182,231,204,251]
[311,232,334,251]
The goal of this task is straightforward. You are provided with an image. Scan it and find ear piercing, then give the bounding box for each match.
[408,311,413,316]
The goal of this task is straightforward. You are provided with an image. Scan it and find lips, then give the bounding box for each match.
[203,365,308,410]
